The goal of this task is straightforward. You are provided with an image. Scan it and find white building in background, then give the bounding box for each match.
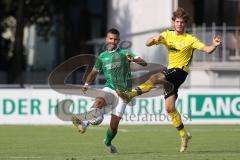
[107,0,178,65]
[108,0,177,34]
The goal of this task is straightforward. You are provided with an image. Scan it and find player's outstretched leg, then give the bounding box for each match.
[116,80,154,103]
[117,73,173,103]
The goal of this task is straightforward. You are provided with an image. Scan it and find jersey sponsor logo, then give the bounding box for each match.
[169,41,174,45]
[105,62,121,70]
[177,42,186,47]
[169,41,187,50]
[104,57,110,61]
[169,47,180,52]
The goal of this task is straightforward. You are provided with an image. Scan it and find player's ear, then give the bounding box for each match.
[171,20,175,27]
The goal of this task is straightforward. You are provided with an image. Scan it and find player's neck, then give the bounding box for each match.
[107,47,118,53]
[175,30,185,36]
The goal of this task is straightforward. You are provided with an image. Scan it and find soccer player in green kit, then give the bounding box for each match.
[117,8,222,152]
[72,28,146,153]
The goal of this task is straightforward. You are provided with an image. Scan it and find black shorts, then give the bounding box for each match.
[163,68,188,99]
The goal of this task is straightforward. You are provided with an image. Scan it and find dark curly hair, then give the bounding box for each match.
[107,28,120,36]
[172,8,189,23]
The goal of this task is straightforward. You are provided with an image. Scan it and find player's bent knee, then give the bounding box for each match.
[110,115,121,130]
[150,73,165,83]
[166,108,172,113]
[165,106,176,113]
[94,97,107,107]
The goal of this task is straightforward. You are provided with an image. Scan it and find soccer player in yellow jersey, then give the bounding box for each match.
[117,8,222,152]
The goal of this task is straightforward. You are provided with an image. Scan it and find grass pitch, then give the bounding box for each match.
[0,125,239,160]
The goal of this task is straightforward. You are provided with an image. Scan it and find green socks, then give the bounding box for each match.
[104,128,117,146]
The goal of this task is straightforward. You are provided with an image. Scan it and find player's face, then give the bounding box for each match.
[173,17,186,34]
[105,33,120,51]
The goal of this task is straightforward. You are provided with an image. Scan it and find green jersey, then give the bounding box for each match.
[94,49,136,91]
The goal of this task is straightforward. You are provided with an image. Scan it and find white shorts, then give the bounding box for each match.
[100,87,127,117]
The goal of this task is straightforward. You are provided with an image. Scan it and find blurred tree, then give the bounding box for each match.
[0,0,78,84]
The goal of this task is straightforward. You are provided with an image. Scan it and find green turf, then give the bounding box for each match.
[0,125,239,160]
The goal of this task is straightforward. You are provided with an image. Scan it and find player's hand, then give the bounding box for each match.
[153,34,163,42]
[146,34,164,46]
[126,54,134,62]
[213,36,222,47]
[82,83,89,94]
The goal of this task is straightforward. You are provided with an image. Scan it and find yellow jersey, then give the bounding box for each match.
[155,30,205,72]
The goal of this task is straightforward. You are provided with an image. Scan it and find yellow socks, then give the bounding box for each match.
[169,110,187,137]
[130,80,154,96]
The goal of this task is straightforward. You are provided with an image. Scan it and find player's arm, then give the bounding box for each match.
[201,36,222,54]
[84,56,102,86]
[82,69,99,93]
[145,34,164,46]
[132,56,147,66]
[126,54,147,66]
[83,55,102,93]
[85,69,99,85]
